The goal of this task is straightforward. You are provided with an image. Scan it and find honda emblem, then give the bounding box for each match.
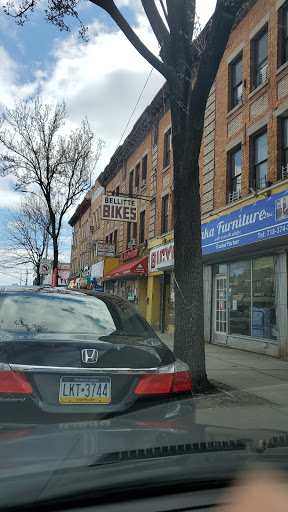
[82,349,98,363]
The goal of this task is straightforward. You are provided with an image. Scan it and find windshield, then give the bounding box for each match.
[0,292,155,337]
[1,0,288,510]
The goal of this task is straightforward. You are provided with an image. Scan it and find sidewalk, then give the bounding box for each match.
[155,330,288,430]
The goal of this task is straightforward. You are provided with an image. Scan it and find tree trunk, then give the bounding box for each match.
[35,265,41,286]
[168,79,213,393]
[52,235,58,284]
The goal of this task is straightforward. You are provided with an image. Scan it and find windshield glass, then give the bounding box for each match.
[0,292,155,337]
[1,0,288,510]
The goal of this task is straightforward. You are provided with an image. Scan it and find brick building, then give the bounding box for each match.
[69,0,288,357]
[69,85,174,324]
[201,0,288,357]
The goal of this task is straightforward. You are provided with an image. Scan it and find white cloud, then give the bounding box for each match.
[0,47,38,112]
[196,0,217,28]
[35,14,165,174]
[0,176,23,209]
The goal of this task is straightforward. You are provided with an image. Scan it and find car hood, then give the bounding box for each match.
[0,414,288,510]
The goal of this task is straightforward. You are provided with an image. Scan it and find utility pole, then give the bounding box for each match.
[25,267,28,285]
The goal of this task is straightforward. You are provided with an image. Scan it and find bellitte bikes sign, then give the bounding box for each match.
[101,195,138,223]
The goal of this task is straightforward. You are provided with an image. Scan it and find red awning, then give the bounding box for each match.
[106,257,148,280]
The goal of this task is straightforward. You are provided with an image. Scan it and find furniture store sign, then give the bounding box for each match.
[101,195,138,222]
[201,190,288,255]
[149,241,174,272]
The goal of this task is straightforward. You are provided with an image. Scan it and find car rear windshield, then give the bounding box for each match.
[0,292,155,337]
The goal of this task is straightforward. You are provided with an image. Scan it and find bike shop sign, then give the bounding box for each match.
[101,195,138,222]
[201,189,288,255]
[149,241,174,272]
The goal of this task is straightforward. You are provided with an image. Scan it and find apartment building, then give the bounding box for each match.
[201,0,288,357]
[69,85,174,323]
[69,0,288,357]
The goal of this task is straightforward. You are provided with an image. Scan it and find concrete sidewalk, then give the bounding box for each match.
[156,330,288,405]
[155,330,288,430]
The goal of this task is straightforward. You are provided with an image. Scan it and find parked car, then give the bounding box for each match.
[0,286,194,425]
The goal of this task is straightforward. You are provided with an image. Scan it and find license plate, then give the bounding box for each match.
[59,376,111,404]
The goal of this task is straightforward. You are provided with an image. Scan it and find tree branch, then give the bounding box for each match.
[89,0,171,78]
[141,0,170,47]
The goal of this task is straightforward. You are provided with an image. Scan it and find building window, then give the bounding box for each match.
[253,130,267,189]
[164,128,171,168]
[213,257,277,340]
[253,27,268,89]
[129,170,134,196]
[229,257,276,340]
[109,233,113,243]
[162,195,169,234]
[105,235,108,243]
[133,221,137,241]
[114,229,117,246]
[282,118,288,178]
[135,163,140,192]
[142,155,147,186]
[152,122,158,147]
[116,186,120,196]
[230,55,243,109]
[127,222,131,248]
[280,2,288,65]
[140,211,145,243]
[229,147,242,202]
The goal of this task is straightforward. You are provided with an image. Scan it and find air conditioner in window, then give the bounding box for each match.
[89,226,95,232]
[282,165,288,179]
[141,179,146,187]
[130,238,137,246]
[134,186,138,194]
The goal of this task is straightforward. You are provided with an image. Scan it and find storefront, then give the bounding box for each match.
[202,187,288,358]
[69,258,119,290]
[148,238,175,333]
[105,254,148,317]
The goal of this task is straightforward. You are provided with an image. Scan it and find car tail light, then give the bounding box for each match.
[134,360,192,395]
[0,364,32,394]
[134,374,173,395]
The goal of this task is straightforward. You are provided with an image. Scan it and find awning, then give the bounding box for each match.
[105,257,148,280]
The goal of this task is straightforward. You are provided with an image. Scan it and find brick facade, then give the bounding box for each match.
[203,0,288,214]
[70,0,288,275]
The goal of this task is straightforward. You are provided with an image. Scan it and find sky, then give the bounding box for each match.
[0,0,216,285]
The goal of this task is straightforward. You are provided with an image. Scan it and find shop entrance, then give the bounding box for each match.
[213,274,228,344]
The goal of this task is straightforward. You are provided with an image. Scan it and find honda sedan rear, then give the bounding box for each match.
[0,287,194,425]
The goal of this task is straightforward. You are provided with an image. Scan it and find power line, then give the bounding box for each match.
[116,66,154,151]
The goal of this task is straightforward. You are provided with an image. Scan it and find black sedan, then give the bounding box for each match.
[0,286,194,425]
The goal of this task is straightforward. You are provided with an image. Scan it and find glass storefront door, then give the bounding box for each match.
[213,275,228,343]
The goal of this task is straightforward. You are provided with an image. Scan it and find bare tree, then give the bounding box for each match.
[0,194,50,285]
[3,0,247,392]
[0,96,104,276]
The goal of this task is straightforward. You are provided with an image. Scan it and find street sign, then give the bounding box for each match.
[39,260,52,275]
[101,195,137,223]
[97,242,115,257]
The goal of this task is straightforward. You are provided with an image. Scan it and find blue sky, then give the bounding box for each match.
[0,0,216,284]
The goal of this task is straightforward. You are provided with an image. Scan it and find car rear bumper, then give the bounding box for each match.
[0,392,195,427]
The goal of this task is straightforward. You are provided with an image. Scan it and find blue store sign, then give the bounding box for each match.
[202,190,288,255]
